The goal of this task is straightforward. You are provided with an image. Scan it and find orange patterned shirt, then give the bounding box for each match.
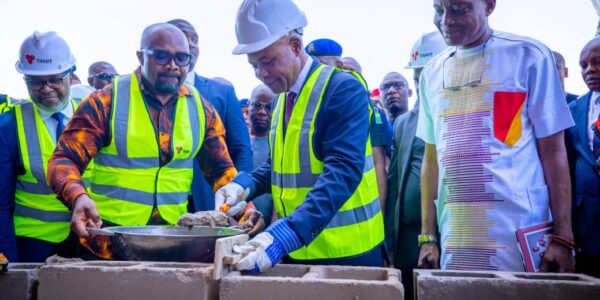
[48,68,237,209]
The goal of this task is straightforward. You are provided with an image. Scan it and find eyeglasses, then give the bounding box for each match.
[442,47,486,91]
[89,72,116,81]
[140,49,192,67]
[250,102,271,112]
[24,73,69,91]
[380,81,407,92]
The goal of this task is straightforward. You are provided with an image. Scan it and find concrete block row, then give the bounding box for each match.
[414,269,600,300]
[37,261,218,300]
[0,263,43,300]
[219,264,404,300]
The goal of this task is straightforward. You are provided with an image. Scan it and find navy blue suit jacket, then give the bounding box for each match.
[190,74,252,212]
[566,92,600,256]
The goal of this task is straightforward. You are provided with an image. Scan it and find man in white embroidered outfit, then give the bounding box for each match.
[416,0,576,272]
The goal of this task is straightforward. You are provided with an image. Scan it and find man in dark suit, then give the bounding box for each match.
[215,0,385,273]
[566,37,600,277]
[168,19,253,212]
[385,31,446,300]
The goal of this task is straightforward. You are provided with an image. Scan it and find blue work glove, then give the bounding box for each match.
[233,219,303,273]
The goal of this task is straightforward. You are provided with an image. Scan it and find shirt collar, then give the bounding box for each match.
[37,98,74,121]
[135,67,192,97]
[288,55,313,95]
[593,91,600,105]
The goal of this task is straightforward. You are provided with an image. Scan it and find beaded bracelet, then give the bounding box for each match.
[550,234,576,257]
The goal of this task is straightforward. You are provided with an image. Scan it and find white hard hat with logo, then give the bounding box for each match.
[16,31,76,76]
[233,0,307,55]
[405,31,447,69]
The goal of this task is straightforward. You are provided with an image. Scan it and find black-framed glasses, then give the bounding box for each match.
[24,72,70,91]
[442,48,486,91]
[89,72,116,81]
[140,49,192,67]
[380,81,407,92]
[250,102,272,112]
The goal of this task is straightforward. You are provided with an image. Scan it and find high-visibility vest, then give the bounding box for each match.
[346,70,369,91]
[0,95,29,113]
[270,65,384,260]
[88,74,205,226]
[13,99,79,243]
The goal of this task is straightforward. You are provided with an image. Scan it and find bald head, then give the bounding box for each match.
[137,23,190,97]
[140,23,188,50]
[380,72,411,120]
[342,57,362,74]
[250,84,275,135]
[580,37,600,92]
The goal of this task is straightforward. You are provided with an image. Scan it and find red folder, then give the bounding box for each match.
[516,222,554,272]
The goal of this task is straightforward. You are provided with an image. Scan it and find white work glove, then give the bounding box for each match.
[214,182,250,210]
[233,219,303,273]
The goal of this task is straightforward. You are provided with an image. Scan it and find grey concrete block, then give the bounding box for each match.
[220,264,403,300]
[0,263,43,300]
[415,269,600,300]
[37,261,218,300]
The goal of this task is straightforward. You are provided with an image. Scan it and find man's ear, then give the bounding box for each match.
[564,67,569,78]
[289,37,302,56]
[409,88,414,98]
[485,0,496,16]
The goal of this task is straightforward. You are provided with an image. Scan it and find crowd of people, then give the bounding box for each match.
[0,0,599,298]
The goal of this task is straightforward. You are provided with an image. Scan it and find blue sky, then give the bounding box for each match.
[0,0,596,108]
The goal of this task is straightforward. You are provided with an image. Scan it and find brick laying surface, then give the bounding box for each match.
[414,269,600,300]
[219,264,404,300]
[37,261,218,300]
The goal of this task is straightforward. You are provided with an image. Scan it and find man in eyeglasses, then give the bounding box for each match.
[417,0,575,273]
[215,0,385,273]
[0,31,80,262]
[248,84,275,226]
[87,61,118,90]
[380,72,412,124]
[166,19,253,213]
[47,23,262,257]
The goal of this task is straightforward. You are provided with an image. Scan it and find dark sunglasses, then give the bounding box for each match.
[140,49,192,67]
[89,72,116,81]
[380,81,407,92]
[25,72,70,91]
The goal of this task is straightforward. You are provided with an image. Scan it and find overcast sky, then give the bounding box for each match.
[0,0,597,108]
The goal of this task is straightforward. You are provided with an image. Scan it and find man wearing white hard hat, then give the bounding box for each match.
[0,31,80,262]
[385,31,447,300]
[215,0,385,273]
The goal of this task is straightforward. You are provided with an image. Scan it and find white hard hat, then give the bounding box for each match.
[405,31,447,69]
[233,0,307,55]
[16,31,76,76]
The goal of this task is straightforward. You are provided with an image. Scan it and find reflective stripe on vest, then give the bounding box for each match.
[0,96,29,113]
[13,100,77,243]
[270,65,384,260]
[89,73,204,226]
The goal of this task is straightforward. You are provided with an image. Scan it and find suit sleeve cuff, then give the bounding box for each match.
[266,219,304,254]
[233,172,256,197]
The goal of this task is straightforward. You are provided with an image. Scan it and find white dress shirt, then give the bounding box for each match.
[37,101,74,142]
[588,91,600,151]
[288,56,313,102]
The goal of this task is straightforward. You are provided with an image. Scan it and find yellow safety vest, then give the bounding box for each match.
[89,73,205,226]
[13,99,79,243]
[0,96,29,113]
[270,65,384,260]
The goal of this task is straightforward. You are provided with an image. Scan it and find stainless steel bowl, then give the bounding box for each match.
[90,226,245,263]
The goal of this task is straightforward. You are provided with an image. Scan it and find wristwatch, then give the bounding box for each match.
[418,234,437,247]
